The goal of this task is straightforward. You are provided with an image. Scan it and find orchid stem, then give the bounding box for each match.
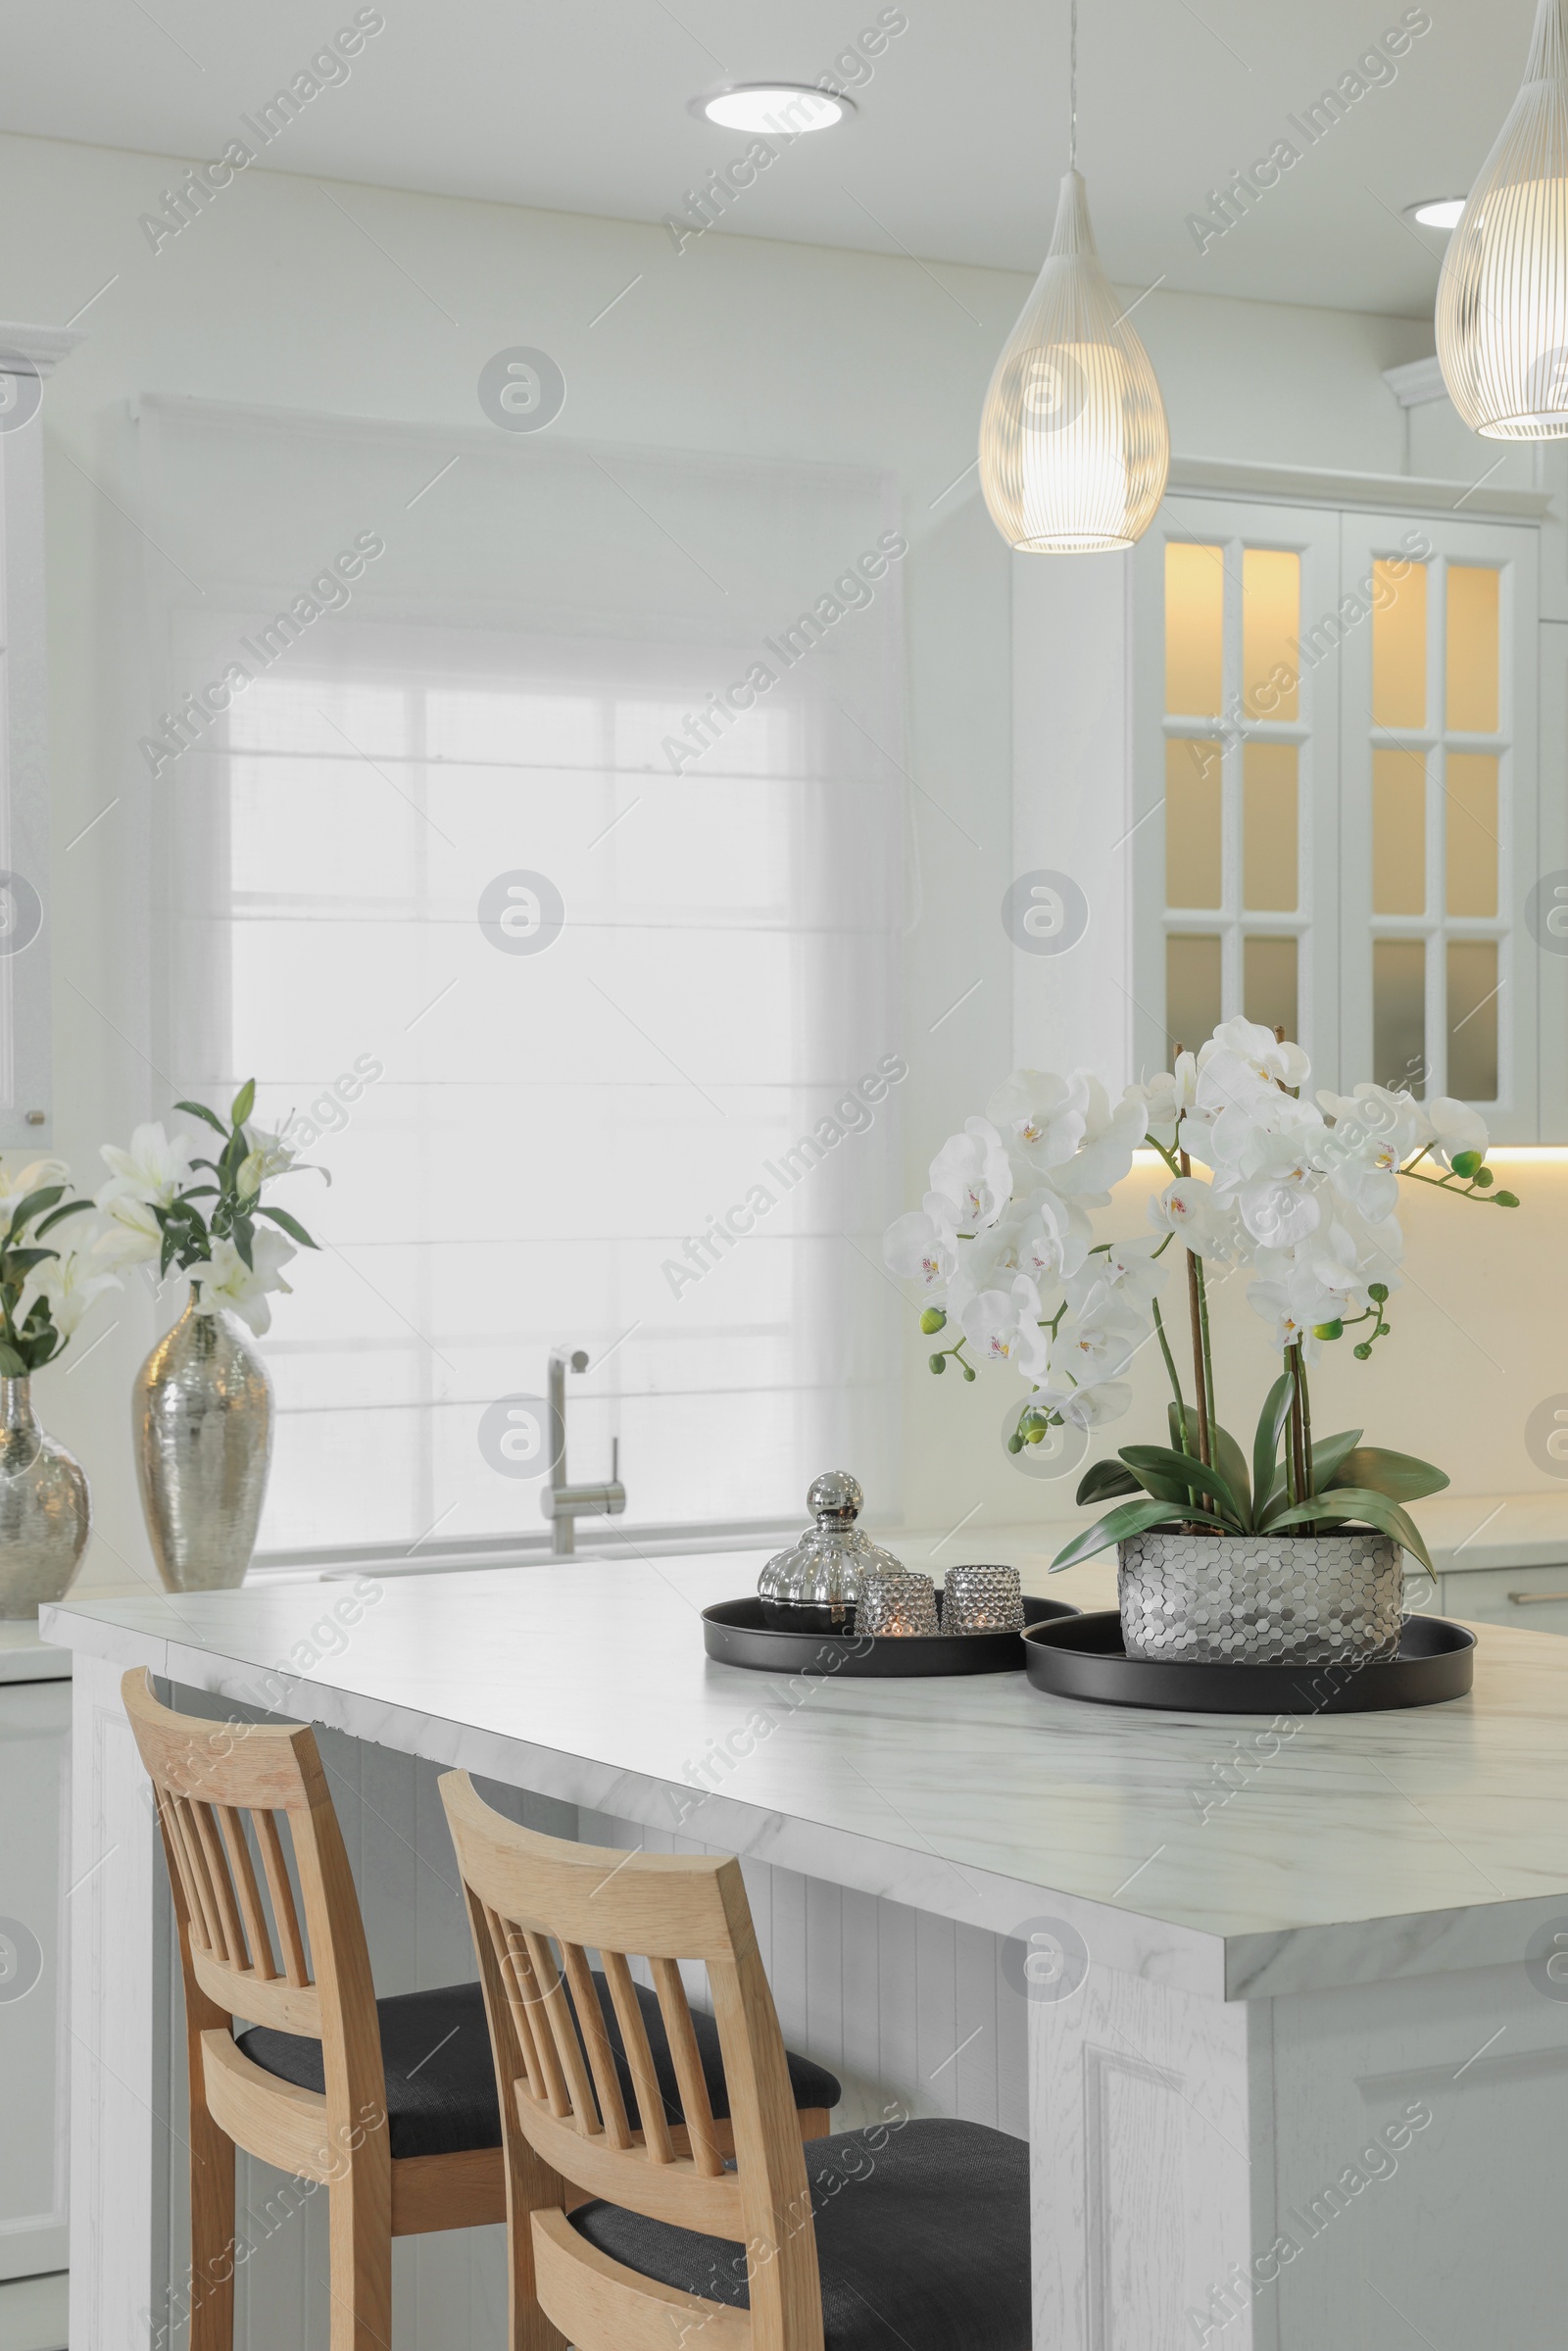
[1195,1257,1216,1440]
[1177,1145,1212,1468]
[1152,1297,1186,1436]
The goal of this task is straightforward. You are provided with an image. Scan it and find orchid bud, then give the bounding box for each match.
[920,1306,946,1334]
[928,1353,946,1375]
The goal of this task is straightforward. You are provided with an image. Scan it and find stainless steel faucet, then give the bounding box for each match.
[543,1345,626,1556]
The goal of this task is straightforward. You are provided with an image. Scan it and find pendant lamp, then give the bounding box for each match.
[979,0,1169,552]
[1437,0,1568,438]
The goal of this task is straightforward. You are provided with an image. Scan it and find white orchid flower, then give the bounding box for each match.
[1138,1053,1199,1147]
[91,1178,163,1265]
[1052,1293,1145,1385]
[16,1248,121,1340]
[1013,1186,1091,1285]
[1069,1235,1168,1313]
[1424,1095,1489,1170]
[883,1205,957,1298]
[186,1228,296,1337]
[1031,1378,1135,1432]
[99,1121,191,1206]
[958,1275,1050,1378]
[1205,1016,1311,1092]
[986,1069,1092,1174]
[1246,1277,1334,1360]
[1237,1172,1323,1250]
[1053,1085,1150,1200]
[928,1118,1013,1234]
[1147,1174,1237,1260]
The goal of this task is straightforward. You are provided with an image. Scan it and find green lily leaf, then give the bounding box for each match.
[229,1078,256,1129]
[1120,1445,1249,1531]
[1252,1372,1293,1517]
[232,1215,254,1271]
[33,1198,93,1239]
[1327,1447,1449,1504]
[1076,1456,1144,1508]
[4,1184,66,1242]
[175,1100,229,1138]
[255,1201,318,1249]
[1,1249,55,1278]
[1266,1486,1436,1578]
[1051,1494,1228,1573]
[0,1341,28,1378]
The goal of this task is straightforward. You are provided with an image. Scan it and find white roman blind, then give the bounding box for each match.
[136,398,906,1559]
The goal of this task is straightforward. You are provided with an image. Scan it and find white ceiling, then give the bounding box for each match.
[0,0,1536,318]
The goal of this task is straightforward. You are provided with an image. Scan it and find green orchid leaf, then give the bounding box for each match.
[1308,1428,1364,1494]
[1252,1372,1293,1516]
[33,1198,93,1238]
[1266,1487,1436,1579]
[175,1100,229,1138]
[1210,1421,1253,1532]
[1327,1447,1449,1504]
[1076,1457,1144,1508]
[229,1078,256,1129]
[256,1201,318,1249]
[1051,1495,1228,1574]
[1120,1445,1249,1531]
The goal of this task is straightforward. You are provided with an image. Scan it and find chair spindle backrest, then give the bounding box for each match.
[122,1670,382,2119]
[440,1771,824,2351]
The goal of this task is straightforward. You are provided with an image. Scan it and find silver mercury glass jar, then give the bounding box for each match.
[0,1377,91,1620]
[135,1296,273,1593]
[757,1472,907,1631]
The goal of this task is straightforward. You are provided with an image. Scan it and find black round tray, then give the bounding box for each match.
[1022,1610,1476,1714]
[703,1594,1079,1678]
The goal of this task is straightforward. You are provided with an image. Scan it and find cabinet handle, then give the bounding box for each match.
[1507,1590,1568,1606]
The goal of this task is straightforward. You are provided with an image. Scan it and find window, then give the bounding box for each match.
[141,400,905,1561]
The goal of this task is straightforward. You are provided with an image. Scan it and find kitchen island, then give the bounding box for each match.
[45,1552,1568,2351]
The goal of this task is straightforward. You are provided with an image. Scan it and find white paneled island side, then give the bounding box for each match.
[45,1551,1568,2351]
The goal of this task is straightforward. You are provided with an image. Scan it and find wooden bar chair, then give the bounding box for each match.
[440,1770,1033,2351]
[123,1670,839,2351]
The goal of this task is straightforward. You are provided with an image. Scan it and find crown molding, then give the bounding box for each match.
[0,323,86,377]
[1167,450,1549,523]
[1382,355,1448,409]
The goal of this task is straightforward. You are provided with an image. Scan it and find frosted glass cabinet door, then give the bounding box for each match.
[1131,496,1343,1088]
[1338,513,1539,1139]
[1538,620,1568,1142]
[0,1675,70,2280]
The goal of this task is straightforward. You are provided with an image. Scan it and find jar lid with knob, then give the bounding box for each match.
[757,1472,906,1629]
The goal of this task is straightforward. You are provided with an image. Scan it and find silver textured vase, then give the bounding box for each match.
[135,1298,272,1593]
[1118,1529,1403,1666]
[0,1378,90,1620]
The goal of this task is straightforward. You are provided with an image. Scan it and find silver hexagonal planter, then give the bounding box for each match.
[1117,1530,1402,1666]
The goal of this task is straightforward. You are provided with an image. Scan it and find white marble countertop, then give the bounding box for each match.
[0,1621,72,1685]
[44,1550,1568,2005]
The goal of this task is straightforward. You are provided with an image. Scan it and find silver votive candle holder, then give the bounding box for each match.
[857,1567,940,1637]
[940,1563,1025,1635]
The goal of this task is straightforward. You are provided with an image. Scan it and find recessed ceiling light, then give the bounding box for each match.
[691,84,854,135]
[1406,196,1467,230]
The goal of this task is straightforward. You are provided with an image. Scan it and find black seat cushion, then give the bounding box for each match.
[569,2117,1029,2351]
[236,1975,841,2163]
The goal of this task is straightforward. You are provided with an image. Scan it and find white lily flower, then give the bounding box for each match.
[91,1178,163,1265]
[0,1152,70,1221]
[237,1122,298,1200]
[883,1205,957,1298]
[99,1121,191,1206]
[186,1228,296,1337]
[958,1275,1051,1378]
[928,1118,1013,1233]
[16,1248,121,1340]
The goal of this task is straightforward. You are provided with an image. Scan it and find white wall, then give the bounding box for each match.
[0,127,1452,1586]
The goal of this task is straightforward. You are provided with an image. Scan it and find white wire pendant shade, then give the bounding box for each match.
[1437,0,1568,438]
[979,169,1169,552]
